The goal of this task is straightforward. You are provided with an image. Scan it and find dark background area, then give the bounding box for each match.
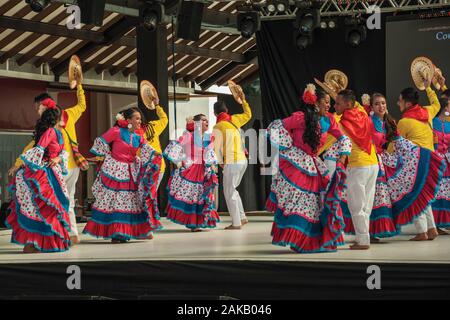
[257,17,387,124]
[386,16,450,114]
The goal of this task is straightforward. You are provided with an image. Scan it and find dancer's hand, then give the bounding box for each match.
[49,157,62,167]
[423,70,432,89]
[337,155,347,165]
[438,74,446,87]
[8,166,18,177]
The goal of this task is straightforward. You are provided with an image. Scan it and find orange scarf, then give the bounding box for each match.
[216,112,232,123]
[340,107,373,154]
[402,104,429,123]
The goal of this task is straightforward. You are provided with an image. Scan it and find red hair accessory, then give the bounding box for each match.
[186,117,195,132]
[117,120,129,128]
[41,98,57,110]
[302,84,317,105]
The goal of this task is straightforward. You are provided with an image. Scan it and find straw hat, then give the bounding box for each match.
[314,69,348,99]
[410,56,435,91]
[324,69,348,92]
[432,67,444,91]
[68,55,83,89]
[140,80,158,110]
[227,80,245,104]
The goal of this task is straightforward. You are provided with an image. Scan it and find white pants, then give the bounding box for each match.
[65,167,80,236]
[324,159,337,178]
[223,161,248,226]
[414,206,436,233]
[346,165,379,245]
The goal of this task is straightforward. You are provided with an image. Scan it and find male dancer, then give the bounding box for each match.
[213,91,252,230]
[334,89,379,250]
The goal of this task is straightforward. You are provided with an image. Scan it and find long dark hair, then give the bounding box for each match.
[316,89,328,103]
[371,93,397,144]
[193,114,206,121]
[115,107,142,127]
[298,102,321,153]
[437,97,450,118]
[33,108,61,146]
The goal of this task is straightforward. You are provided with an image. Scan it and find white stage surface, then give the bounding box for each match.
[1,216,449,265]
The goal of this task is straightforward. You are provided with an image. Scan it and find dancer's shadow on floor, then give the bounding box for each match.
[158,229,212,234]
[0,250,24,255]
[79,240,145,245]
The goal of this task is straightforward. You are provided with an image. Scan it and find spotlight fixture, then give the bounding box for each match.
[344,16,367,47]
[276,3,285,12]
[265,0,288,13]
[293,6,320,50]
[139,2,164,32]
[319,18,338,29]
[25,0,50,12]
[267,3,276,13]
[275,0,288,12]
[328,19,337,29]
[295,34,312,50]
[237,11,261,38]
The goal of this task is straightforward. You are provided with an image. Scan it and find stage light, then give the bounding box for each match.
[320,21,327,29]
[293,7,320,49]
[237,11,261,38]
[277,3,286,12]
[276,0,288,12]
[267,3,276,13]
[345,25,367,47]
[25,0,50,12]
[139,2,164,32]
[328,20,336,28]
[294,33,312,50]
[296,0,313,10]
[344,17,367,47]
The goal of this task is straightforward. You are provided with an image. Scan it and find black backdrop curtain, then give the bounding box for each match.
[257,18,388,124]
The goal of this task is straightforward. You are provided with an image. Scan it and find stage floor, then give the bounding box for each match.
[1,216,449,265]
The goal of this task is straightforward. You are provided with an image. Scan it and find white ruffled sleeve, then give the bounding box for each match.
[20,146,45,172]
[141,143,160,168]
[163,140,186,165]
[90,137,111,157]
[267,119,292,150]
[337,135,352,157]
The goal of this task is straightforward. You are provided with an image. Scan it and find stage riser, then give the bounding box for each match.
[0,261,449,299]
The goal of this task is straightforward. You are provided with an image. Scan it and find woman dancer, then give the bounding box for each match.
[7,99,71,253]
[432,96,450,231]
[266,85,352,253]
[342,93,399,240]
[164,115,219,231]
[83,107,162,243]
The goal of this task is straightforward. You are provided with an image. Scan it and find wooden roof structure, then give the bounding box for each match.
[0,0,258,90]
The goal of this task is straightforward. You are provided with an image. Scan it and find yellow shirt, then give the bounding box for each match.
[344,135,378,168]
[145,105,168,172]
[14,84,86,170]
[213,100,252,164]
[396,87,440,151]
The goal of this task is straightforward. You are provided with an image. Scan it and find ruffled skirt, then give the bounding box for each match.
[7,165,71,252]
[83,155,162,241]
[166,164,219,229]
